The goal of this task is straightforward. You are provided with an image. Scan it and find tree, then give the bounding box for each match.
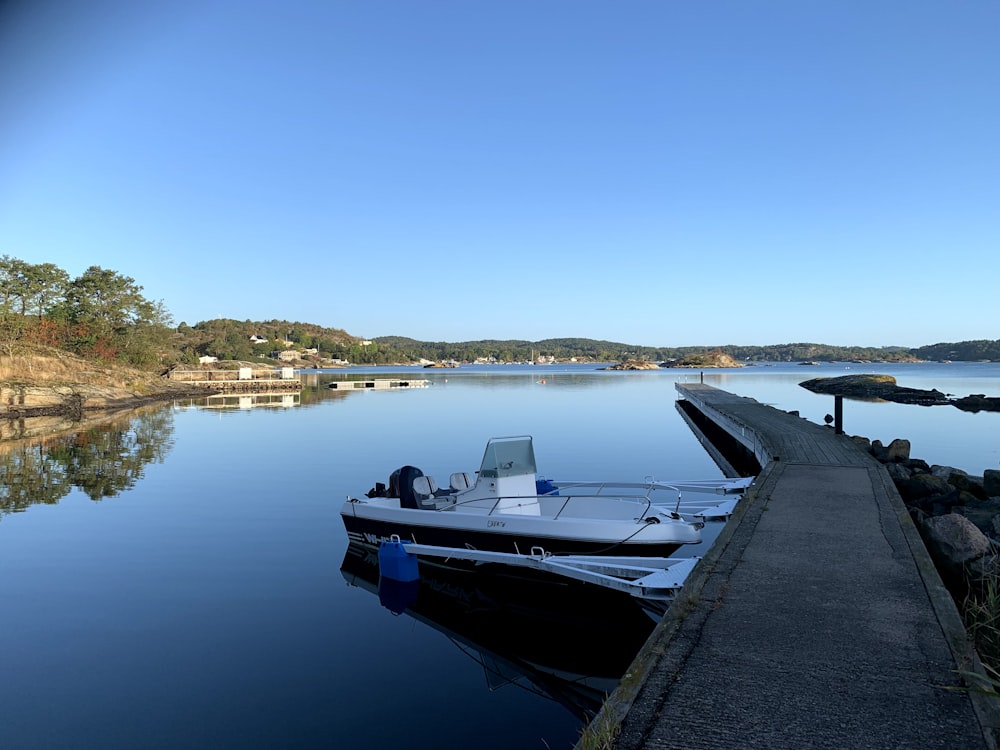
[0,255,31,355]
[23,262,69,319]
[57,266,173,365]
[1,255,26,313]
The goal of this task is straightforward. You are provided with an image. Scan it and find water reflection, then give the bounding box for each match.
[0,406,175,516]
[339,541,659,724]
[173,392,301,410]
[315,365,683,391]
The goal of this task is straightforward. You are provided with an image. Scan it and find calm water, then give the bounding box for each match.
[1,362,998,749]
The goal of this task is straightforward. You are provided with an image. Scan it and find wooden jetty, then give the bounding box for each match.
[597,382,1000,750]
[167,366,300,392]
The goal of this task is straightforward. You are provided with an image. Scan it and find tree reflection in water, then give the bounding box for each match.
[0,406,175,516]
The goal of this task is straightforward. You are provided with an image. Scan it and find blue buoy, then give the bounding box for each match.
[378,539,419,582]
[378,577,419,615]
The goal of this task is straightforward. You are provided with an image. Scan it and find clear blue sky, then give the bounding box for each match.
[1,1,997,348]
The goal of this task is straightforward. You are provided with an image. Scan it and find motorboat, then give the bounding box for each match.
[340,435,753,560]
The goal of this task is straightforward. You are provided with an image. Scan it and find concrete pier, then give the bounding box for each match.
[598,383,1000,749]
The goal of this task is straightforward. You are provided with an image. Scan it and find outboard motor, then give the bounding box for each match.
[395,465,424,509]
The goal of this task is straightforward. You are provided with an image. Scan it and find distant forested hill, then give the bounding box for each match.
[5,256,993,370]
[178,326,997,365]
[910,340,1000,362]
[368,338,998,364]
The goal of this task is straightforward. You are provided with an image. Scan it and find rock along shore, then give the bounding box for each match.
[1,381,219,421]
[802,373,1000,412]
[852,434,1000,592]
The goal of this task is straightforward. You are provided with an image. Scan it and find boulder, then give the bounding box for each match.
[950,472,988,500]
[957,497,1000,537]
[921,513,992,572]
[884,438,910,462]
[927,489,965,516]
[871,438,910,463]
[985,469,1000,497]
[883,462,912,483]
[849,435,872,453]
[896,472,953,501]
[902,457,931,473]
[931,464,965,478]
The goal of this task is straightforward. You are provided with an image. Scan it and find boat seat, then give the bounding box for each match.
[412,476,454,509]
[450,472,475,491]
[411,476,435,508]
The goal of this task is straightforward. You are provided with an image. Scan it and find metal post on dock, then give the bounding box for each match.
[834,395,843,434]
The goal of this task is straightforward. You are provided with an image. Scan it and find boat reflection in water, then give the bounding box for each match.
[339,541,661,723]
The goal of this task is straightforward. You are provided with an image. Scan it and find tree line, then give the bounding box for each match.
[1,256,171,366]
[2,255,998,368]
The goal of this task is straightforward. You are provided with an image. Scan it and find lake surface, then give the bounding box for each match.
[2,362,998,749]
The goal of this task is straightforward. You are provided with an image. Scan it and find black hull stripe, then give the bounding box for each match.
[342,517,686,558]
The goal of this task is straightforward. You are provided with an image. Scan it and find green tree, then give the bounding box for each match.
[0,255,31,355]
[23,262,69,320]
[0,255,32,316]
[56,266,172,365]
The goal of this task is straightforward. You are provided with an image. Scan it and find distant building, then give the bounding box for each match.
[199,355,218,364]
[249,335,268,344]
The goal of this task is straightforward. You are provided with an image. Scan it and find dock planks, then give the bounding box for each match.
[599,383,999,750]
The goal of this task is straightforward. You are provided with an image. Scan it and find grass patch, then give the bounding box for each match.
[576,703,620,750]
[0,347,154,390]
[964,568,1000,677]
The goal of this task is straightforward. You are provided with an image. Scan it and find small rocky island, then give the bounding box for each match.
[800,373,1000,412]
[659,350,744,369]
[601,360,662,370]
[602,349,744,370]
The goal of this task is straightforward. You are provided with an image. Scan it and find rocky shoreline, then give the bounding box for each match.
[1,381,219,421]
[855,434,999,594]
[801,373,1000,412]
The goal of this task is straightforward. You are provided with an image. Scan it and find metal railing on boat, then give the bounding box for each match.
[379,539,702,601]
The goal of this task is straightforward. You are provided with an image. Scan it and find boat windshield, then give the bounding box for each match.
[478,436,537,479]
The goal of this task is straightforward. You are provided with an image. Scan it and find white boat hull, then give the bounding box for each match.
[340,498,701,557]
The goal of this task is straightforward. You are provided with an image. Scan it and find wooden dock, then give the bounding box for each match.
[167,366,300,392]
[598,383,1000,750]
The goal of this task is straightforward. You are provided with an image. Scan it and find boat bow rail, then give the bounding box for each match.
[530,476,754,522]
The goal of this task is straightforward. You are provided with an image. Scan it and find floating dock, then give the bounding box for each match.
[328,379,430,390]
[596,382,999,749]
